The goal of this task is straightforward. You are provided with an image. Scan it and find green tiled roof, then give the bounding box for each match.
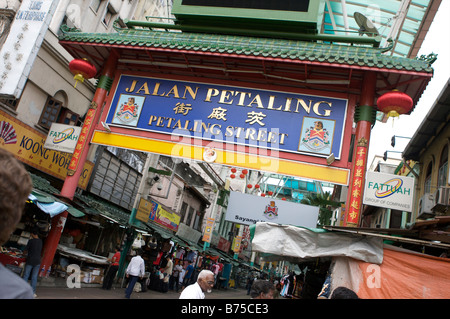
[59,26,434,73]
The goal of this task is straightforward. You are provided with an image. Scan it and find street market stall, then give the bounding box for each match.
[250,222,450,299]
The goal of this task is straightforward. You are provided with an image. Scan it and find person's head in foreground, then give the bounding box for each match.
[0,148,32,245]
[197,269,215,293]
[250,279,276,299]
[330,286,359,299]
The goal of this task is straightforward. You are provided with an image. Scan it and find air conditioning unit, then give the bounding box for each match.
[417,193,435,219]
[432,187,450,214]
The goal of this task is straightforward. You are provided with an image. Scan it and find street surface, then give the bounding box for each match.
[35,286,250,299]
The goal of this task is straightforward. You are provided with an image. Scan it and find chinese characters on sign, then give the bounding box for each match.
[106,75,348,159]
[67,104,96,175]
[346,138,367,225]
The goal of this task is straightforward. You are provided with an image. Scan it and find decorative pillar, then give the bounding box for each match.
[39,50,118,276]
[345,71,377,227]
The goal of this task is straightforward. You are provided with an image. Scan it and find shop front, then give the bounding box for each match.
[251,222,450,299]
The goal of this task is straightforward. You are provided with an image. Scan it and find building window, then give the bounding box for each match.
[102,5,114,26]
[0,97,19,111]
[90,148,141,210]
[180,202,188,222]
[424,162,433,194]
[38,96,63,129]
[186,206,195,226]
[59,108,79,126]
[438,145,448,187]
[38,96,79,130]
[90,0,102,13]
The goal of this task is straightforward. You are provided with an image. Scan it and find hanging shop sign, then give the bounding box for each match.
[104,75,348,158]
[136,197,181,231]
[225,191,319,227]
[44,123,81,153]
[0,110,93,189]
[0,0,58,98]
[202,217,214,243]
[363,171,415,212]
[232,236,242,254]
[148,199,181,231]
[136,197,152,223]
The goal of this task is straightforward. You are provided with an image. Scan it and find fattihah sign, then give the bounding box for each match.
[0,110,93,189]
[44,123,81,154]
[104,75,348,158]
[225,191,319,227]
[0,0,58,98]
[363,171,415,212]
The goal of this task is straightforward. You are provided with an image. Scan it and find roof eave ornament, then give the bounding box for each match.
[379,38,394,53]
[417,53,438,66]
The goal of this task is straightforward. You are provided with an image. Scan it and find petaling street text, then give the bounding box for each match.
[147,116,289,145]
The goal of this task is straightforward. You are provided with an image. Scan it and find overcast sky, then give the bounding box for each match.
[367,0,450,166]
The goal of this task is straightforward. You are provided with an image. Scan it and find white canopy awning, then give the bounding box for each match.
[251,222,384,264]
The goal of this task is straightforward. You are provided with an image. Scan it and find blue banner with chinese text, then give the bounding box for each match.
[105,75,348,158]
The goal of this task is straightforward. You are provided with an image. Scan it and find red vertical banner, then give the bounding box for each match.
[67,106,96,175]
[346,138,368,226]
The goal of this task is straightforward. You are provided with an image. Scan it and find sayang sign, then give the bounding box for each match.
[105,75,348,159]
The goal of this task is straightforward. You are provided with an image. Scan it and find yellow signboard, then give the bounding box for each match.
[202,217,215,243]
[136,197,152,223]
[0,110,93,190]
[136,197,181,231]
[91,130,350,185]
[232,236,242,253]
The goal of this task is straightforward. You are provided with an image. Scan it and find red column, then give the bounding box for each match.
[39,51,118,276]
[345,71,376,227]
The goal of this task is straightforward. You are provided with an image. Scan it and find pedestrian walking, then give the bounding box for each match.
[102,246,121,290]
[125,249,145,299]
[0,148,34,299]
[22,228,43,297]
[161,254,173,293]
[246,273,256,295]
[171,259,183,292]
[179,269,215,299]
[181,260,194,289]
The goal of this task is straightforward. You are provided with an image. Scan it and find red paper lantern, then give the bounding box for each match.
[230,174,235,179]
[247,184,252,189]
[255,184,260,189]
[231,168,237,173]
[261,193,266,197]
[69,58,97,88]
[240,174,245,179]
[242,169,248,175]
[268,191,273,196]
[377,90,413,119]
[282,197,286,201]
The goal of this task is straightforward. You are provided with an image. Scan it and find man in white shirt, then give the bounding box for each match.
[161,255,173,292]
[179,269,215,299]
[125,249,145,299]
